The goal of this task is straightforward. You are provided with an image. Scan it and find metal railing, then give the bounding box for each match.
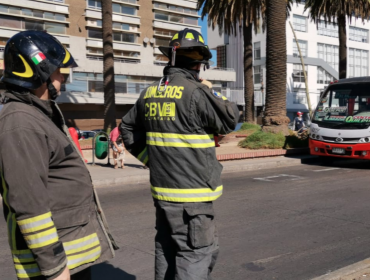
[209,67,235,72]
[43,0,65,3]
[87,56,140,64]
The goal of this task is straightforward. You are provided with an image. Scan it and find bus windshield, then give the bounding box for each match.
[313,82,370,129]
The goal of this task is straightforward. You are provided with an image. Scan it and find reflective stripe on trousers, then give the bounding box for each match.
[151,186,223,203]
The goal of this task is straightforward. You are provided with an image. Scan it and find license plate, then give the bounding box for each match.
[332,148,345,154]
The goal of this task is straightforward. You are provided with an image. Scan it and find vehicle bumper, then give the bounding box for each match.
[309,139,370,159]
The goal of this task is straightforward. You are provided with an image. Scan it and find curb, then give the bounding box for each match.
[311,258,370,280]
[216,148,309,161]
[92,155,315,188]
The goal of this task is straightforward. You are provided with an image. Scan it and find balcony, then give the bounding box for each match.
[85,9,140,25]
[86,39,141,52]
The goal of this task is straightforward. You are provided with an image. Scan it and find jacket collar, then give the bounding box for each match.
[1,90,54,117]
[163,66,201,82]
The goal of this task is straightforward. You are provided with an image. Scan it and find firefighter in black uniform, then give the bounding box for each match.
[120,28,239,280]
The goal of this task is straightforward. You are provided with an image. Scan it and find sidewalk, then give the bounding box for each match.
[85,141,310,187]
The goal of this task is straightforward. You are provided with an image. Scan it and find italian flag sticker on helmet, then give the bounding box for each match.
[31,52,46,65]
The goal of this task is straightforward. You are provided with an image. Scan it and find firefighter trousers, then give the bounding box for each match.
[154,199,219,280]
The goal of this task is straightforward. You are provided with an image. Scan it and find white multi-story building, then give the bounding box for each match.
[208,2,370,122]
[0,0,236,129]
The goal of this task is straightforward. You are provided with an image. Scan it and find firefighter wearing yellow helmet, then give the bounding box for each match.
[120,28,239,279]
[0,31,118,280]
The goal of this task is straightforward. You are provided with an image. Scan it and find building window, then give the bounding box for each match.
[153,3,198,16]
[293,64,307,83]
[317,67,334,84]
[153,28,177,37]
[217,45,227,68]
[0,5,66,21]
[154,37,170,46]
[293,91,306,104]
[154,12,198,26]
[317,43,339,72]
[349,48,368,78]
[293,15,307,32]
[114,0,137,4]
[0,15,22,29]
[88,0,102,9]
[113,4,136,15]
[254,42,261,60]
[293,39,307,58]
[349,26,368,43]
[317,20,338,38]
[113,32,137,43]
[88,29,102,39]
[254,65,261,84]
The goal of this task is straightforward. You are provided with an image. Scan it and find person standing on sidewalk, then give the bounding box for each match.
[0,31,118,280]
[120,28,239,279]
[110,127,125,169]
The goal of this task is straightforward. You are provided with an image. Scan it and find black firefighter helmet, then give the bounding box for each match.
[159,28,212,66]
[1,31,77,90]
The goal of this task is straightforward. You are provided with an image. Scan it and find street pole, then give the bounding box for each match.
[289,21,313,120]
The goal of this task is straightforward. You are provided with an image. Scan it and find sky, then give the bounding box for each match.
[198,11,217,66]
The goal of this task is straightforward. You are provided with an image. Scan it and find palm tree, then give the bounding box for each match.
[198,0,264,123]
[262,0,292,135]
[102,0,116,132]
[304,0,370,79]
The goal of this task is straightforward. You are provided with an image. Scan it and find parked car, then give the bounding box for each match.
[79,131,96,140]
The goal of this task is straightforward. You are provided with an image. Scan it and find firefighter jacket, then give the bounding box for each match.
[0,91,118,280]
[120,66,239,203]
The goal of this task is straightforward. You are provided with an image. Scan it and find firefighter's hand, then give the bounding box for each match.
[54,267,70,280]
[200,78,213,89]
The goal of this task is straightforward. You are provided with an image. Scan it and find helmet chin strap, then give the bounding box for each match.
[47,78,58,100]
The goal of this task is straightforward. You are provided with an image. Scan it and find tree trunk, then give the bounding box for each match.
[262,0,290,135]
[338,13,347,79]
[102,0,116,132]
[243,6,255,124]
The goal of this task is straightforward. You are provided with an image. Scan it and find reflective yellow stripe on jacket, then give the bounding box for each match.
[11,233,101,278]
[137,147,149,164]
[64,233,101,270]
[147,132,215,148]
[151,185,223,202]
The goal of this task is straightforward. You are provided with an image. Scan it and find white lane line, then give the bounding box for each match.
[252,252,292,264]
[254,174,304,182]
[313,168,339,172]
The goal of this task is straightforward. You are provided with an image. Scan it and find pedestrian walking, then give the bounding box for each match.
[110,127,125,169]
[0,31,118,280]
[120,28,239,280]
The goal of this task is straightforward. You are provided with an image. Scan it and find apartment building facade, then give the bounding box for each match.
[0,0,236,129]
[208,3,370,122]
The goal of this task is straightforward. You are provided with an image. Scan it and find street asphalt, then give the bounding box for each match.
[2,159,370,279]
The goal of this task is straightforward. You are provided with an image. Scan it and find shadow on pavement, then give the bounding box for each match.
[88,163,145,170]
[92,263,136,280]
[284,154,370,169]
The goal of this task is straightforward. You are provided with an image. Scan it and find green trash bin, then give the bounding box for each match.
[95,135,108,159]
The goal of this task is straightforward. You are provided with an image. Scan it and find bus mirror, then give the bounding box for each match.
[319,91,324,98]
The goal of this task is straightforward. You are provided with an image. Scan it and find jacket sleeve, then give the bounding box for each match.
[0,128,67,279]
[196,86,240,135]
[119,98,148,166]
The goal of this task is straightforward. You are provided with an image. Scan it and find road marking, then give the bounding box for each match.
[252,252,292,264]
[312,168,339,172]
[254,174,303,182]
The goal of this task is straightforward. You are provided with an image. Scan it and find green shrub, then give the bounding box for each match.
[238,131,285,149]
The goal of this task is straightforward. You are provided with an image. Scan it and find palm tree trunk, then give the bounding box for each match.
[262,0,290,135]
[338,13,347,79]
[243,5,255,124]
[102,0,116,132]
